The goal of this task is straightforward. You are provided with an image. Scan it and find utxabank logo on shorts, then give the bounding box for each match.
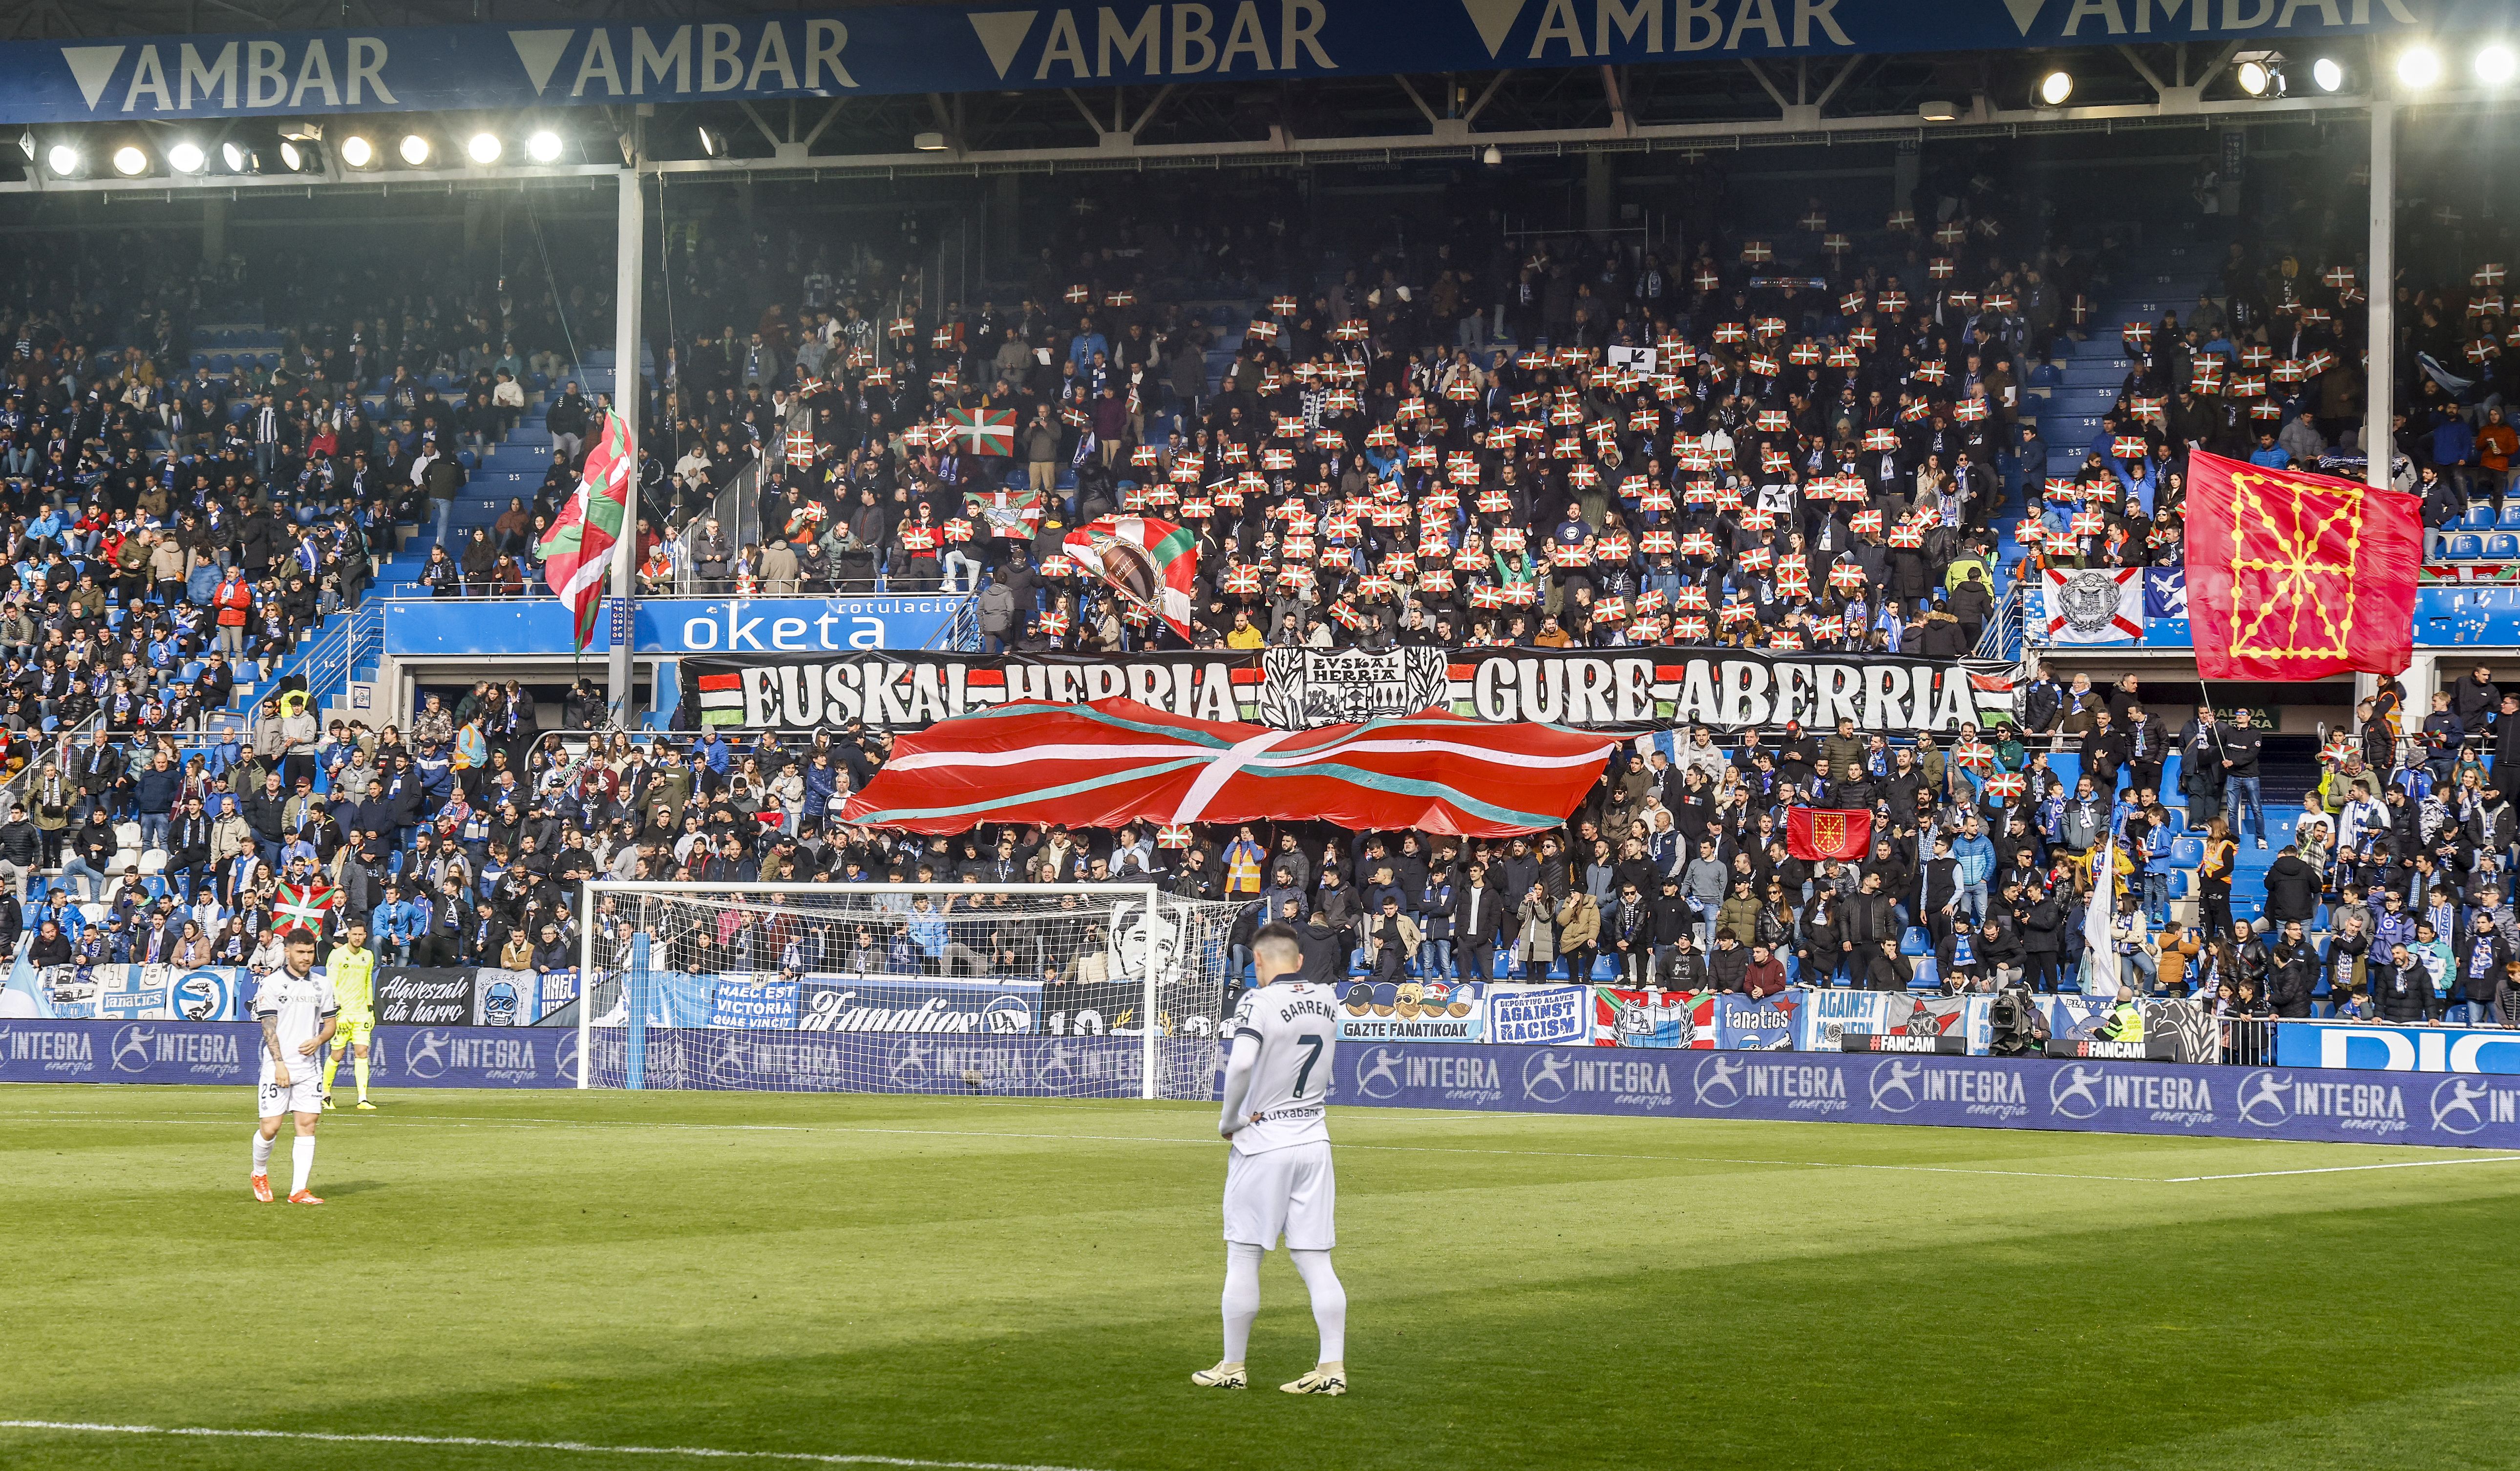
[2048,1063,2108,1120]
[1868,1058,1924,1114]
[403,1029,453,1080]
[1521,1048,1573,1103]
[110,1023,156,1074]
[1353,1046,1405,1100]
[2234,1070,2293,1128]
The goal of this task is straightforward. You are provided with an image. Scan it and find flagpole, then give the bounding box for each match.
[606,151,646,729]
[2359,90,2396,719]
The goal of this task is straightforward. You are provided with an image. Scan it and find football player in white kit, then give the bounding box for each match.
[1193,922,1349,1396]
[252,932,338,1205]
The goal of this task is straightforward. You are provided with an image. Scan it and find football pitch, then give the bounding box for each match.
[7,1089,2520,1471]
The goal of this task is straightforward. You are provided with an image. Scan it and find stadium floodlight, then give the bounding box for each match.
[2397,45,2442,89]
[1918,99,1960,122]
[167,141,207,174]
[277,139,304,171]
[221,141,249,172]
[46,143,81,176]
[339,134,375,168]
[574,882,1235,1098]
[15,130,33,163]
[398,133,432,166]
[111,145,148,177]
[467,131,503,164]
[2236,55,2284,96]
[1482,144,1503,166]
[2478,44,2517,84]
[2038,70,2073,105]
[697,125,724,156]
[527,129,563,163]
[912,130,949,150]
[2312,56,2346,91]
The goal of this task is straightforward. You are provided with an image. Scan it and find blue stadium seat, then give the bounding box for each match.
[210,353,233,375]
[2170,871,2192,899]
[1899,927,1929,956]
[2448,533,2486,559]
[2171,835,2206,867]
[2467,504,2500,530]
[1909,957,1941,990]
[189,353,209,371]
[259,352,281,370]
[2487,533,2519,560]
[2499,502,2520,529]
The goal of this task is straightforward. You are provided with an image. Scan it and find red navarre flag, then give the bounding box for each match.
[1786,808,1873,862]
[2185,449,2419,681]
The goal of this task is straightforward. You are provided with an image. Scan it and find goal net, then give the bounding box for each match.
[574,883,1243,1100]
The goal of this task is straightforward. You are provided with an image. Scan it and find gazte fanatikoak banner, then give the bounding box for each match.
[681,646,2012,735]
[0,0,2467,125]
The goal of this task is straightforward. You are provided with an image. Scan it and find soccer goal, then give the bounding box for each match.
[574,882,1244,1100]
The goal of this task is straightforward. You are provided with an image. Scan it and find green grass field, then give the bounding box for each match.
[7,1086,2520,1471]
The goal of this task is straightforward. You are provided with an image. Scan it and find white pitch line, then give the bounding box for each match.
[2160,1154,2520,1182]
[0,1421,1111,1471]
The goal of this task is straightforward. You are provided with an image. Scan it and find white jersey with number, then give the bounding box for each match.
[254,968,339,1087]
[1227,981,1339,1157]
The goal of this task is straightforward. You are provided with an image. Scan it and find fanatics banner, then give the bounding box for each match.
[2184,449,2421,680]
[678,647,2012,736]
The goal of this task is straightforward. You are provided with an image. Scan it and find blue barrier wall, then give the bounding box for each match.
[0,1021,575,1088]
[21,1020,2520,1148]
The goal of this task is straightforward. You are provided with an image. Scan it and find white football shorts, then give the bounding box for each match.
[1222,1139,1335,1251]
[256,1073,325,1118]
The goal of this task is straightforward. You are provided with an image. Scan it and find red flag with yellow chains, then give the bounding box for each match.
[2184,449,2419,682]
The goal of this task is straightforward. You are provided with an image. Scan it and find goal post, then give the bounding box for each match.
[573,881,1242,1101]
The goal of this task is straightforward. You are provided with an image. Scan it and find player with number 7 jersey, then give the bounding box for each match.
[1195,923,1349,1397]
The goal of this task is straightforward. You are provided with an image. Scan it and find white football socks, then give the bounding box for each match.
[251,1132,274,1177]
[1289,1249,1347,1365]
[291,1135,315,1195]
[1221,1242,1262,1364]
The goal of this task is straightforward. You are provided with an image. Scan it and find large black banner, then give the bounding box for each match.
[375,966,475,1025]
[682,648,2012,736]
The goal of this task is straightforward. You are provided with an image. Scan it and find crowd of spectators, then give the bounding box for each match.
[16,161,2520,1046]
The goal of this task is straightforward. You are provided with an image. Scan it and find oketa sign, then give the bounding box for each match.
[0,0,2458,125]
[382,596,964,658]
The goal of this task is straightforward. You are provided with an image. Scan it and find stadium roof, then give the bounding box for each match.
[0,0,2507,190]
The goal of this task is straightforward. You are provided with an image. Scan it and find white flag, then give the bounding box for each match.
[2080,836,2119,997]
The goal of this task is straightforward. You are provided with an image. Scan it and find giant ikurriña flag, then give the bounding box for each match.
[837,697,1619,837]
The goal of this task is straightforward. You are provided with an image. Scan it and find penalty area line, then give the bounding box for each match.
[0,1421,1113,1471]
